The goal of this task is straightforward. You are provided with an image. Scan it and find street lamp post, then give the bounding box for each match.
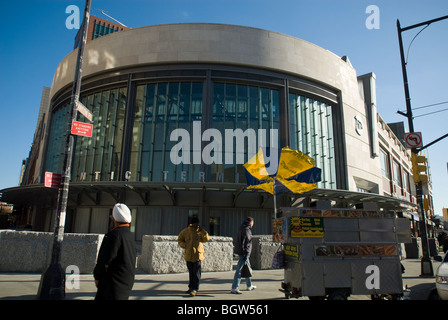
[37,0,91,299]
[396,15,448,277]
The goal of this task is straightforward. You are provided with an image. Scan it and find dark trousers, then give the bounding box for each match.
[186,261,201,291]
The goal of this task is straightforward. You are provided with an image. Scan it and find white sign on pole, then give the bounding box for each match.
[76,101,93,122]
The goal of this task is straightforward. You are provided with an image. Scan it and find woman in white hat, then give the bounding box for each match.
[93,203,136,300]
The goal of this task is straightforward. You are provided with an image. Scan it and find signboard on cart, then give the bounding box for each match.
[290,216,324,238]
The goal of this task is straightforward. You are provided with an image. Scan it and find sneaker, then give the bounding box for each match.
[247,285,257,291]
[230,289,242,294]
[190,290,197,296]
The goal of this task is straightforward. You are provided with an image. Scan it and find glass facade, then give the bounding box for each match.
[130,82,203,183]
[44,103,71,175]
[129,81,280,184]
[288,93,336,189]
[211,83,280,183]
[44,71,337,189]
[45,87,127,182]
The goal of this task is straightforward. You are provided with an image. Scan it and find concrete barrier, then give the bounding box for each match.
[0,230,103,274]
[0,231,276,275]
[249,235,280,270]
[137,235,233,274]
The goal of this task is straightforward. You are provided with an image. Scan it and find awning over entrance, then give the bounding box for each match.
[1,182,417,212]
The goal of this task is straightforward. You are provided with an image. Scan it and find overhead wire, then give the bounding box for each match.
[397,101,448,118]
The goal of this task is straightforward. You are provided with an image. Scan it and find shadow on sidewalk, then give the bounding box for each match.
[407,283,436,300]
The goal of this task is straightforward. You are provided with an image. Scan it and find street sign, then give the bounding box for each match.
[45,172,61,188]
[404,132,422,149]
[76,101,93,122]
[71,120,93,137]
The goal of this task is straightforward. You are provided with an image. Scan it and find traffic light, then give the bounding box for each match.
[422,197,429,211]
[411,152,428,184]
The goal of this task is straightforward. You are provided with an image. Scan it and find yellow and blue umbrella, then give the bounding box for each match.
[243,146,321,195]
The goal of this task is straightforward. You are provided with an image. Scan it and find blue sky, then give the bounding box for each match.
[0,0,447,215]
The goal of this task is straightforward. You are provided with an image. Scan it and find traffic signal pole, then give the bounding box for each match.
[397,15,448,277]
[37,0,91,299]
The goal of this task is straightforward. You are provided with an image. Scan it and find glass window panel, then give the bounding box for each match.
[101,91,113,180]
[237,85,248,122]
[94,23,100,39]
[130,85,145,181]
[288,92,336,189]
[93,91,109,180]
[44,103,71,175]
[271,89,280,147]
[248,86,259,130]
[192,83,202,119]
[393,161,402,187]
[176,83,193,182]
[288,93,298,151]
[225,83,236,121]
[152,83,167,181]
[112,87,127,179]
[179,82,191,116]
[380,149,390,178]
[131,81,203,183]
[403,171,410,193]
[46,87,127,183]
[101,88,122,181]
[211,83,279,183]
[260,87,269,122]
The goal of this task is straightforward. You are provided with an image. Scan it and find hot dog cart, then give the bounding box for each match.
[274,206,411,300]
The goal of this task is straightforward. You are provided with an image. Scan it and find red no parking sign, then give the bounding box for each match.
[71,120,93,137]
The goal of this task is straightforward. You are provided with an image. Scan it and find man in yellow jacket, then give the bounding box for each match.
[177,217,210,296]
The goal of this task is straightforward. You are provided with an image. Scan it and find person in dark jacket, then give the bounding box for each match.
[231,217,256,294]
[93,203,136,300]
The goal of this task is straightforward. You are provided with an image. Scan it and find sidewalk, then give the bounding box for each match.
[0,258,441,300]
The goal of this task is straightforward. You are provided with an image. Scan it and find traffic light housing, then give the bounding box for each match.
[411,152,428,184]
[422,197,429,211]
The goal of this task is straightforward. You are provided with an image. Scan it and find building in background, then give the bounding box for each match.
[20,87,51,187]
[74,14,129,49]
[2,23,431,241]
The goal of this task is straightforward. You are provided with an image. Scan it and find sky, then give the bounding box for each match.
[0,0,447,216]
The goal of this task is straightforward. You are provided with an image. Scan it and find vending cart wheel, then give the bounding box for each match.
[327,290,348,300]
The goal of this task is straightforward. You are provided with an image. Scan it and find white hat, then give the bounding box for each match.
[112,203,131,223]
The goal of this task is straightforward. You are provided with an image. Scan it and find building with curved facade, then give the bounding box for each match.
[2,23,419,239]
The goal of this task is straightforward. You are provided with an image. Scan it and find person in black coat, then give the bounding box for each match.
[93,203,136,300]
[231,217,256,294]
